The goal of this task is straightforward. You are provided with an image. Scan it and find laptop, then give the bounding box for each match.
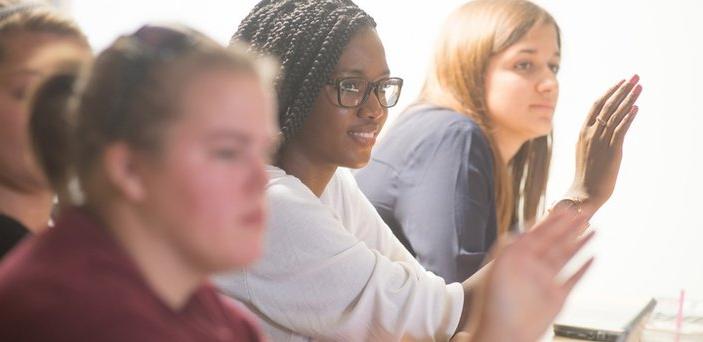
[553,297,657,341]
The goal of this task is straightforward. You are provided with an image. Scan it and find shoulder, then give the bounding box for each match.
[265,165,335,224]
[402,106,484,132]
[263,166,363,260]
[198,285,265,341]
[0,267,164,341]
[397,106,490,153]
[0,225,162,329]
[427,109,489,146]
[324,167,383,223]
[267,165,364,219]
[266,165,314,200]
[325,167,360,198]
[405,108,492,170]
[266,165,333,222]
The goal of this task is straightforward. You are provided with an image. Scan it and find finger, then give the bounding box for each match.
[585,79,625,127]
[542,230,596,273]
[528,206,585,249]
[604,84,643,135]
[594,74,639,132]
[611,105,639,146]
[531,211,589,256]
[559,257,595,299]
[579,222,592,236]
[531,259,557,290]
[537,222,593,272]
[524,206,575,244]
[543,215,590,255]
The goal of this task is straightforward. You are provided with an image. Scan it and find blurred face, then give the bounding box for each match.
[484,23,560,143]
[136,69,276,272]
[288,26,391,169]
[0,31,89,192]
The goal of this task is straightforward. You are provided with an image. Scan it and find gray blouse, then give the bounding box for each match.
[355,106,497,283]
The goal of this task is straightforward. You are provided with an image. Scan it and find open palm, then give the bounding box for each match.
[469,208,594,342]
[570,75,642,212]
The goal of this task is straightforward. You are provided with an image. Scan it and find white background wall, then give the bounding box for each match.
[68,0,702,303]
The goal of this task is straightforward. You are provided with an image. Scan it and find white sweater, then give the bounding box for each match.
[215,166,463,341]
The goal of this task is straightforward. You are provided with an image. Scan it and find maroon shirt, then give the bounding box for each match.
[0,207,264,342]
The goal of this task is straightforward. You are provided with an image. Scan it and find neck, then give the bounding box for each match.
[98,203,203,311]
[0,184,53,232]
[492,128,528,165]
[277,143,336,197]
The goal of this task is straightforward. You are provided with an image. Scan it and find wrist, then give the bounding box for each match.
[551,190,602,217]
[564,180,609,208]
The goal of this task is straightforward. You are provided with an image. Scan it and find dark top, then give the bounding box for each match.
[356,106,497,283]
[0,214,29,260]
[0,207,263,342]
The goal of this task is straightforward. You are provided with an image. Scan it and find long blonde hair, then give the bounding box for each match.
[419,0,560,234]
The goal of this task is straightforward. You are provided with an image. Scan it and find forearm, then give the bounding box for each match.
[454,262,491,334]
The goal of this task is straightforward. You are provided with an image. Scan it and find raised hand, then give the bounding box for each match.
[567,75,642,214]
[467,207,594,342]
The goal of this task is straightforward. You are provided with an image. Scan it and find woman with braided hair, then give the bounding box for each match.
[217,0,593,341]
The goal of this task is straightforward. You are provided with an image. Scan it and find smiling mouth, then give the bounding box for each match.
[349,131,375,139]
[347,127,378,147]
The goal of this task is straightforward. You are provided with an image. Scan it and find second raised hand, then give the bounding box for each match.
[568,74,643,214]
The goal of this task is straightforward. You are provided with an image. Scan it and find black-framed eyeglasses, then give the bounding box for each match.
[326,77,403,109]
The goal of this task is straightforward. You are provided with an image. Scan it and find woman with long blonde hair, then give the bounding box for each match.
[356,0,642,282]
